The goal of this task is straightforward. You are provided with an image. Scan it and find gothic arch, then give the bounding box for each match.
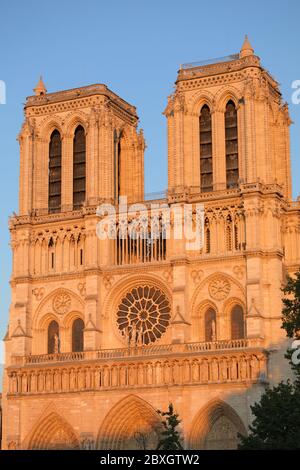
[63,310,84,329]
[65,111,88,138]
[39,116,64,142]
[191,299,219,342]
[190,272,245,320]
[38,312,60,330]
[97,395,162,450]
[223,296,246,315]
[192,299,218,319]
[189,90,215,115]
[214,85,241,112]
[33,288,84,330]
[22,402,79,450]
[103,274,173,321]
[26,410,79,450]
[188,399,246,449]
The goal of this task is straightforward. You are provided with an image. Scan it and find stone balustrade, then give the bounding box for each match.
[10,338,264,366]
[7,341,267,396]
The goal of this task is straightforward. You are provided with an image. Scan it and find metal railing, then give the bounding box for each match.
[180,54,239,69]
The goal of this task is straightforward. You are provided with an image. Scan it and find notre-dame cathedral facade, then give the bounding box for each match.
[2,37,300,450]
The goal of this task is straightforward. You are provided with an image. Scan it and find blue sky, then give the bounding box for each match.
[0,0,299,365]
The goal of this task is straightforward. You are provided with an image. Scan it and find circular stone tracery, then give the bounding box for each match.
[52,292,71,315]
[116,285,171,345]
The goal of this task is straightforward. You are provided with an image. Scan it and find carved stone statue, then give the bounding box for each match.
[124,326,131,348]
[250,356,259,379]
[211,359,219,382]
[136,325,143,346]
[200,360,209,382]
[240,358,248,380]
[220,360,228,381]
[131,322,137,347]
[192,361,199,382]
[54,333,60,354]
[230,359,237,380]
[211,318,216,342]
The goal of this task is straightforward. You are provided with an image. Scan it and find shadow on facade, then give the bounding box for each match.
[14,335,293,451]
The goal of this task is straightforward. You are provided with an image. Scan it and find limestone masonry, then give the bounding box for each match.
[2,37,300,449]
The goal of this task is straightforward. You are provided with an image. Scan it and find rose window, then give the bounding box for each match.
[116,285,171,345]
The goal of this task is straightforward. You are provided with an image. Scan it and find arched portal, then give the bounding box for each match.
[189,399,246,450]
[97,395,162,450]
[27,412,80,450]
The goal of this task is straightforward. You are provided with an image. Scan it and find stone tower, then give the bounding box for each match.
[2,38,300,450]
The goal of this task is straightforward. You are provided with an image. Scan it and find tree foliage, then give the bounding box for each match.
[156,403,183,450]
[239,270,300,449]
[238,381,300,449]
[282,270,300,339]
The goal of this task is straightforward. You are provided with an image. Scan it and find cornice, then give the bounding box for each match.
[178,55,260,81]
[25,84,137,121]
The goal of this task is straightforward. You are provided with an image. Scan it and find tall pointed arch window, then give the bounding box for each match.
[225,100,239,189]
[205,308,217,342]
[117,138,121,198]
[48,320,60,354]
[199,105,213,192]
[73,125,86,209]
[49,130,62,213]
[113,129,124,202]
[72,318,84,352]
[231,305,245,340]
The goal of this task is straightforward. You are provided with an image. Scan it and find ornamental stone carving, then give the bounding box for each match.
[191,270,204,284]
[209,276,231,301]
[53,291,71,315]
[232,265,245,280]
[8,352,266,395]
[77,282,86,297]
[32,287,45,301]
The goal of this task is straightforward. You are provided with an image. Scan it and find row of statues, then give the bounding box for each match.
[122,322,145,348]
[8,353,265,394]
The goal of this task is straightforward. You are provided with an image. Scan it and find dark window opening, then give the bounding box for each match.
[49,130,62,213]
[73,126,86,209]
[231,305,245,339]
[200,105,213,192]
[205,308,217,342]
[225,101,239,189]
[72,318,84,352]
[48,320,59,354]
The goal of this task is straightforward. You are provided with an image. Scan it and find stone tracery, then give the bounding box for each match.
[27,412,79,450]
[97,395,162,450]
[116,285,171,345]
